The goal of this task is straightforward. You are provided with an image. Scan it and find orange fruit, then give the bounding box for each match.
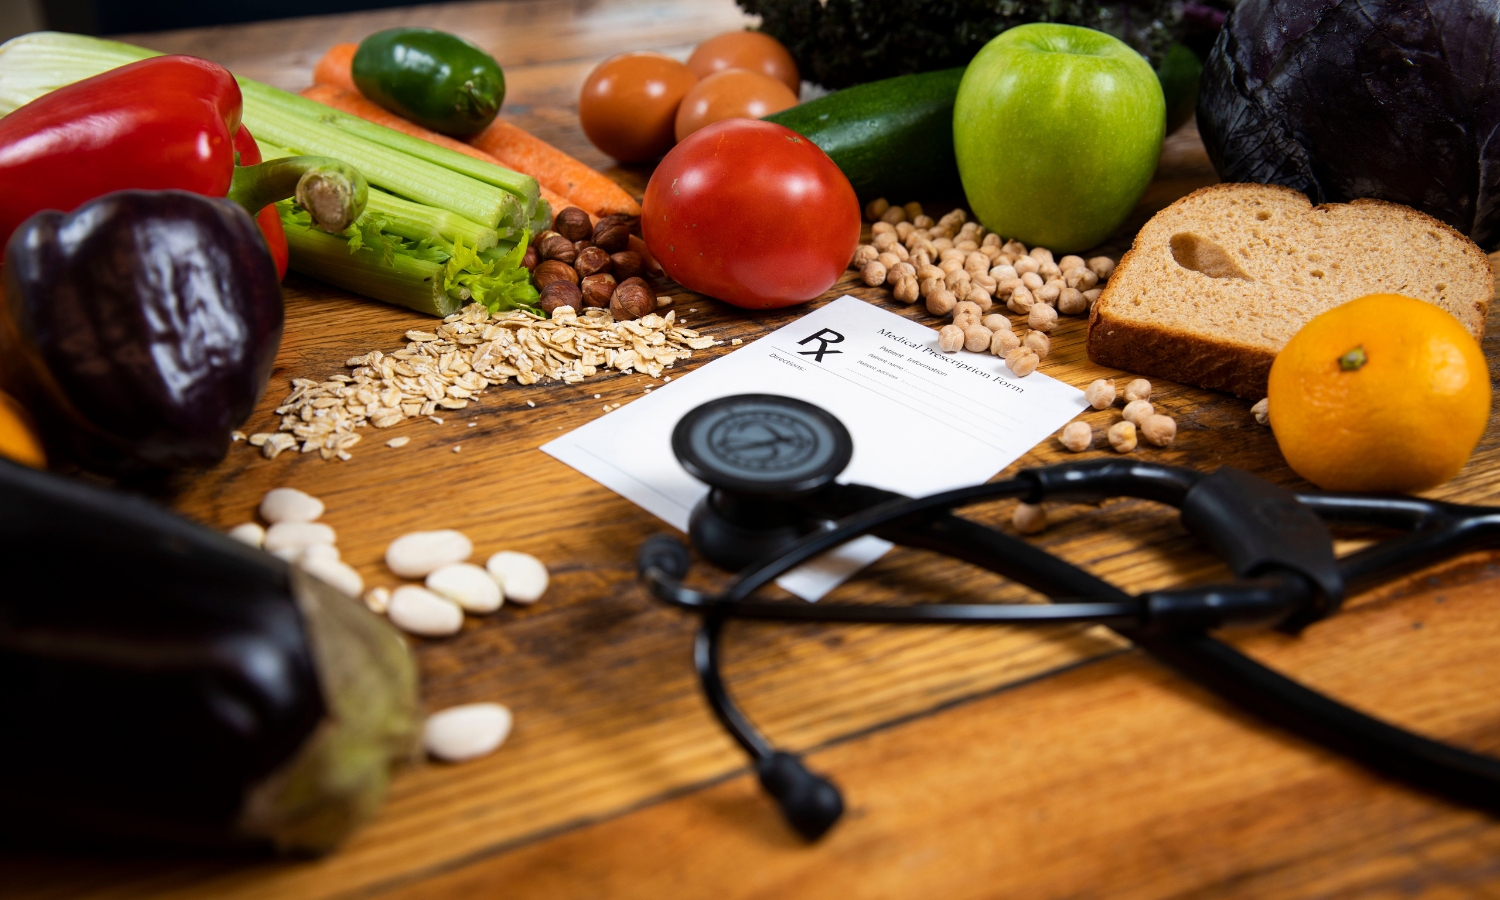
[0,389,45,469]
[1267,293,1489,492]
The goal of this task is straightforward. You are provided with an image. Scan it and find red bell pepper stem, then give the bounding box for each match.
[232,125,289,279]
[227,156,368,234]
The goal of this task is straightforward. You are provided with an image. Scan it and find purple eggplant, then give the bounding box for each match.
[0,189,283,472]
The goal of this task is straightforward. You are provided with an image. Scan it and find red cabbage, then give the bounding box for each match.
[1197,0,1500,250]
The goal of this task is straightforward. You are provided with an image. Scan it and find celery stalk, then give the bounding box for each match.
[0,33,533,229]
[281,217,462,318]
[259,142,502,250]
[237,80,540,217]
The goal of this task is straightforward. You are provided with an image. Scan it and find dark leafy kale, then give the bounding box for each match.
[738,0,1212,89]
[1198,0,1500,250]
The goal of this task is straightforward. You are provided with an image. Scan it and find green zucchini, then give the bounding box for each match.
[353,28,505,138]
[764,68,966,202]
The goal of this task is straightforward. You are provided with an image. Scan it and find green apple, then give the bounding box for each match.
[954,23,1165,253]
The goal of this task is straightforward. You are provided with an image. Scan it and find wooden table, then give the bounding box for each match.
[10,2,1500,897]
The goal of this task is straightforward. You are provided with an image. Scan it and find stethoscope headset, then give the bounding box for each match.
[636,394,1500,841]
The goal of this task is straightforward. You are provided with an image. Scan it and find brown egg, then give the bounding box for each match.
[673,69,799,143]
[579,52,698,162]
[686,31,800,96]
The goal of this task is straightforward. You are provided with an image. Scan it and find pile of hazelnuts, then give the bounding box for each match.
[524,206,657,320]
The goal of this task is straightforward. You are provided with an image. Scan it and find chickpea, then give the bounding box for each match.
[1140,414,1177,447]
[1252,397,1270,426]
[871,221,896,236]
[1015,255,1041,276]
[965,251,991,276]
[919,277,944,299]
[1021,271,1045,291]
[1088,256,1116,281]
[990,264,1018,282]
[1058,255,1086,272]
[1122,399,1154,425]
[971,273,998,293]
[1012,502,1047,535]
[944,268,972,292]
[851,245,879,269]
[888,261,916,282]
[895,221,915,241]
[1060,421,1093,452]
[881,205,907,225]
[964,325,992,352]
[937,323,965,352]
[1083,288,1102,305]
[877,251,901,270]
[926,288,957,317]
[1024,330,1051,359]
[1029,246,1055,266]
[1028,303,1058,333]
[861,260,887,287]
[1084,379,1116,410]
[892,274,920,304]
[982,232,1002,248]
[1065,267,1099,290]
[954,239,980,253]
[1124,378,1152,402]
[990,329,1021,356]
[1058,287,1088,315]
[981,313,1011,332]
[1036,282,1061,305]
[953,300,982,329]
[873,231,898,251]
[1004,347,1040,377]
[1007,285,1035,315]
[965,285,994,312]
[1001,239,1027,258]
[1108,421,1138,453]
[912,214,935,229]
[1039,261,1061,280]
[995,277,1023,299]
[903,201,924,220]
[865,198,890,221]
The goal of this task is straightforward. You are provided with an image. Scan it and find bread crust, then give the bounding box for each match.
[1087,183,1493,399]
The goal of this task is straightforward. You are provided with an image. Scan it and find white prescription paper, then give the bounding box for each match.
[542,295,1088,600]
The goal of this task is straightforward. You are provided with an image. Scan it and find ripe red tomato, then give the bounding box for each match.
[642,119,860,309]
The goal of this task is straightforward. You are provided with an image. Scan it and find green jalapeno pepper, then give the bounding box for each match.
[352,28,505,138]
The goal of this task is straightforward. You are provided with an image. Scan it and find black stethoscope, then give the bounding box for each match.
[636,394,1500,840]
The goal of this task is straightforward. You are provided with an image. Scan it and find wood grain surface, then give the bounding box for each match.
[7,2,1500,897]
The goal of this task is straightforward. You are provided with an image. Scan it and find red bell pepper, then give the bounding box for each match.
[0,55,364,279]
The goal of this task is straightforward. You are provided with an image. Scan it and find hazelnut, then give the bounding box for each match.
[610,276,655,320]
[593,220,631,253]
[1108,421,1138,453]
[937,324,965,352]
[963,325,991,352]
[1140,414,1177,447]
[1012,502,1047,534]
[533,259,579,289]
[538,232,577,264]
[539,280,582,315]
[610,250,645,280]
[990,329,1021,356]
[575,245,612,277]
[574,239,593,255]
[596,213,638,235]
[1084,379,1116,410]
[1024,330,1050,359]
[580,272,617,308]
[553,206,593,242]
[521,244,539,271]
[1060,421,1093,452]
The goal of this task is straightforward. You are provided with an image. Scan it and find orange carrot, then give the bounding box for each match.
[312,43,359,93]
[304,47,640,219]
[471,120,640,218]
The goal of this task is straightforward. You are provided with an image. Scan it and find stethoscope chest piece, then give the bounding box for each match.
[672,394,853,571]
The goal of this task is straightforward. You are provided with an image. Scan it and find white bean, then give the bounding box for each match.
[226,522,264,548]
[302,557,363,598]
[387,586,464,636]
[364,586,391,615]
[427,563,503,614]
[423,703,512,762]
[485,551,549,604]
[386,530,472,578]
[264,522,336,554]
[258,487,324,524]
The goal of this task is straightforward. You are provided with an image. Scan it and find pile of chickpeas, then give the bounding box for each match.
[852,199,1115,378]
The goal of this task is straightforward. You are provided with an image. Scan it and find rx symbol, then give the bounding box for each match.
[796,328,845,363]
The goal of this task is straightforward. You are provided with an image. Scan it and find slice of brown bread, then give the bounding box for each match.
[1086,183,1492,398]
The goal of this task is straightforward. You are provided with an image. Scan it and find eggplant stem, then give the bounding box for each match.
[229,156,368,233]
